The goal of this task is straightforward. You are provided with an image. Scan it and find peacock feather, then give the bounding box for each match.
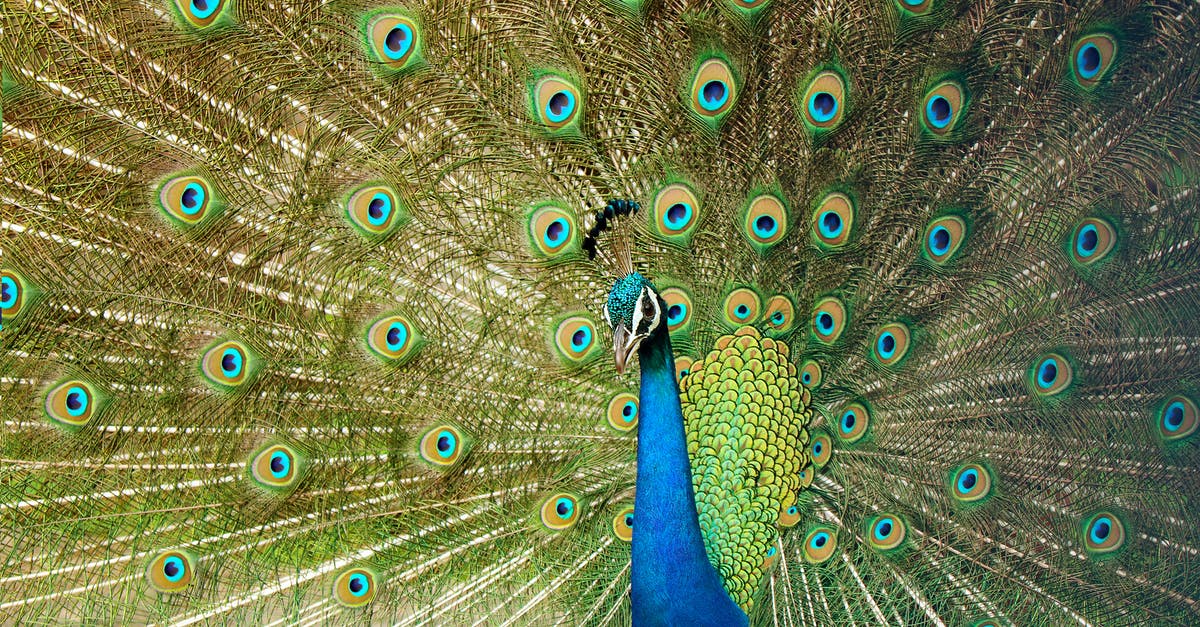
[2,0,1199,624]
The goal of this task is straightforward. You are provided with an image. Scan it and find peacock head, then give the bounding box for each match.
[604,272,665,374]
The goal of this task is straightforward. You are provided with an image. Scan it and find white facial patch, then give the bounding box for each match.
[632,287,661,337]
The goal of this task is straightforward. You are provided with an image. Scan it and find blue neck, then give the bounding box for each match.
[630,332,748,626]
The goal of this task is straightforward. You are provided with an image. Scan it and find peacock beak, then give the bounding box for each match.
[612,325,643,375]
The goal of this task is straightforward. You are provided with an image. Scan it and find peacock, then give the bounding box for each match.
[2,0,1199,624]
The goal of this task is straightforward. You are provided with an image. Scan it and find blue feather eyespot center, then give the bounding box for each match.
[1076,224,1099,256]
[735,304,750,319]
[700,80,729,111]
[811,532,829,549]
[348,573,370,596]
[622,401,636,421]
[841,411,856,432]
[190,0,217,19]
[802,372,812,384]
[877,333,896,359]
[819,211,843,238]
[679,369,689,380]
[958,469,978,492]
[808,92,838,123]
[927,96,952,128]
[817,312,834,334]
[1090,517,1112,543]
[543,218,569,247]
[0,277,14,308]
[625,514,633,527]
[929,226,951,255]
[65,386,88,417]
[812,441,822,456]
[382,24,414,60]
[1164,402,1185,431]
[665,202,693,229]
[754,215,778,238]
[366,193,392,226]
[771,311,785,324]
[269,451,290,478]
[180,183,205,216]
[667,304,686,325]
[1078,43,1102,79]
[1037,359,1058,388]
[545,91,576,123]
[436,430,456,457]
[220,349,242,376]
[767,546,777,557]
[163,556,185,582]
[386,322,408,351]
[874,519,893,541]
[555,497,574,518]
[571,327,592,349]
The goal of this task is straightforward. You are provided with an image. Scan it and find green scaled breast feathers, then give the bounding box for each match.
[683,327,812,610]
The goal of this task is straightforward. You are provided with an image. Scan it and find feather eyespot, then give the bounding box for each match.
[653,184,700,240]
[613,506,634,541]
[812,192,855,249]
[868,515,906,551]
[554,316,598,365]
[800,71,847,130]
[173,0,228,28]
[532,75,582,132]
[660,287,693,333]
[1070,217,1116,266]
[1,270,30,322]
[606,393,639,432]
[1072,34,1117,89]
[896,0,933,14]
[346,185,406,237]
[871,323,911,366]
[1083,512,1125,555]
[949,463,992,504]
[1157,395,1197,441]
[690,58,737,120]
[157,175,219,227]
[1030,353,1072,397]
[743,194,788,250]
[366,13,422,72]
[250,444,300,490]
[798,468,814,489]
[722,288,761,327]
[803,527,838,564]
[200,340,255,389]
[764,295,796,333]
[800,360,823,389]
[921,81,966,135]
[333,567,378,607]
[837,402,869,443]
[526,204,577,259]
[675,356,695,385]
[811,297,847,343]
[779,503,802,527]
[45,380,103,427]
[366,315,422,364]
[147,550,196,593]
[923,215,967,263]
[419,424,466,467]
[811,431,832,468]
[540,493,581,531]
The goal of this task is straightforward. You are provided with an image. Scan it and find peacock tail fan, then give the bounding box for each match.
[2,0,1198,624]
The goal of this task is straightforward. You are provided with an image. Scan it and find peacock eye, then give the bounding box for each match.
[642,295,656,317]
